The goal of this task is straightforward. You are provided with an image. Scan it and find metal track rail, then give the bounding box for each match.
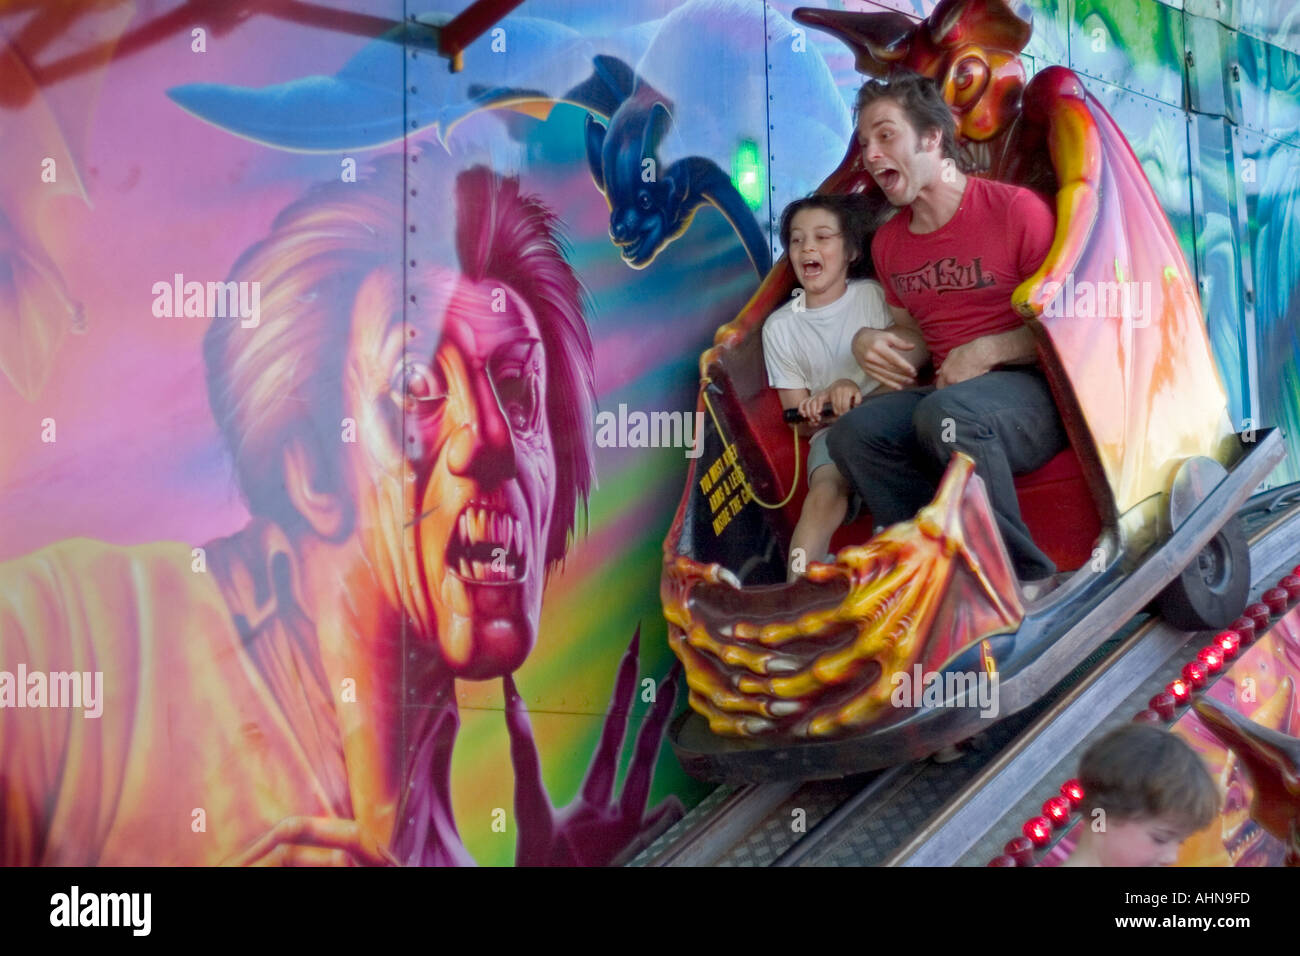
[769,762,920,867]
[642,782,800,867]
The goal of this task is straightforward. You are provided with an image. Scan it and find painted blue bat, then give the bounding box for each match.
[586,75,772,275]
[528,53,773,275]
[163,1,848,277]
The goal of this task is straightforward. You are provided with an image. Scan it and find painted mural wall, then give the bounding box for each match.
[0,0,1297,866]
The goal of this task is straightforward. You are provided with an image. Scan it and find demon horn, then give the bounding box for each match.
[792,7,915,78]
[926,0,1033,53]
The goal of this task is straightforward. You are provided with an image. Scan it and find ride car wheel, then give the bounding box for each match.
[1154,515,1250,631]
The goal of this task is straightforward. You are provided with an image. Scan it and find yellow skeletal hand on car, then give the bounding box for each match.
[666,455,1024,738]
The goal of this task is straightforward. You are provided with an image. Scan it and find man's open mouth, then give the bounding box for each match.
[874,166,901,191]
[447,503,526,585]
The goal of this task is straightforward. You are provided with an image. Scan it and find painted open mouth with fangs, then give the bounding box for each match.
[447,501,527,585]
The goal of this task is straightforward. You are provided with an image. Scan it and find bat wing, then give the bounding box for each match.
[444,53,636,142]
[1032,80,1237,517]
[679,157,771,277]
[165,15,603,153]
[167,73,411,153]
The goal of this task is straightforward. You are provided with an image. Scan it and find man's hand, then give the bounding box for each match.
[935,339,993,388]
[852,328,919,390]
[936,327,1039,387]
[798,379,860,422]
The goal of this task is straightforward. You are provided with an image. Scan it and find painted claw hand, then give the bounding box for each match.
[505,626,684,866]
[222,816,401,867]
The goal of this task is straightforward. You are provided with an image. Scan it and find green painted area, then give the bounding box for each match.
[732,137,766,210]
[1070,0,1186,107]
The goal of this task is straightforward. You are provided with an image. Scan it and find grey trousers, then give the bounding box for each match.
[826,366,1068,581]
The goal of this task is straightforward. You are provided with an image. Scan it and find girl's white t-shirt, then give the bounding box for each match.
[761,279,892,396]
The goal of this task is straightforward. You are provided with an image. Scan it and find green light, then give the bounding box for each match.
[732,138,765,210]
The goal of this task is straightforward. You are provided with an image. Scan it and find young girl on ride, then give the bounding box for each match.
[761,193,894,581]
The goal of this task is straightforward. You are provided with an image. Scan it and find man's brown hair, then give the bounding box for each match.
[855,70,963,167]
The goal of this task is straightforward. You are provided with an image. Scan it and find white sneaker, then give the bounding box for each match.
[930,744,964,764]
[1020,574,1062,603]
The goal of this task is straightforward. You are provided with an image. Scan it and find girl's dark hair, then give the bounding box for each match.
[778,191,892,280]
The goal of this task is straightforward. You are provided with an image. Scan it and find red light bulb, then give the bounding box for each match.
[1134,708,1164,724]
[1044,796,1072,826]
[1023,816,1053,847]
[1230,617,1257,644]
[1216,630,1241,659]
[988,854,1018,867]
[1168,679,1190,704]
[1181,661,1207,689]
[1197,646,1223,673]
[1149,691,1177,720]
[1004,836,1035,866]
[1061,779,1085,807]
[1244,603,1270,632]
[1281,575,1300,601]
[1263,588,1288,617]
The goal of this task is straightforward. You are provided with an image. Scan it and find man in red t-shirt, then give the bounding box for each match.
[826,72,1067,589]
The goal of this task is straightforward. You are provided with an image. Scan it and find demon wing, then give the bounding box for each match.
[1008,66,1238,520]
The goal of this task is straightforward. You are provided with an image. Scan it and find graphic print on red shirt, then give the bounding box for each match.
[871,176,1056,369]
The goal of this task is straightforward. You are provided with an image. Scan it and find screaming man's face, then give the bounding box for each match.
[346,266,555,679]
[857,99,946,207]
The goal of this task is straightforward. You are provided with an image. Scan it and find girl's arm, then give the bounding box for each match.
[777,386,821,439]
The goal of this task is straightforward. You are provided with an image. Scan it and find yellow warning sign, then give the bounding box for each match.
[698,441,752,536]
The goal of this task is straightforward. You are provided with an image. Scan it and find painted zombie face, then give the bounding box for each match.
[347,266,554,679]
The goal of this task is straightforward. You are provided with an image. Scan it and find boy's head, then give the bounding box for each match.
[1078,724,1219,866]
[779,192,889,301]
[854,71,963,207]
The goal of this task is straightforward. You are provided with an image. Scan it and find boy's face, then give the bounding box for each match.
[788,207,851,303]
[856,98,944,207]
[1097,814,1191,867]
